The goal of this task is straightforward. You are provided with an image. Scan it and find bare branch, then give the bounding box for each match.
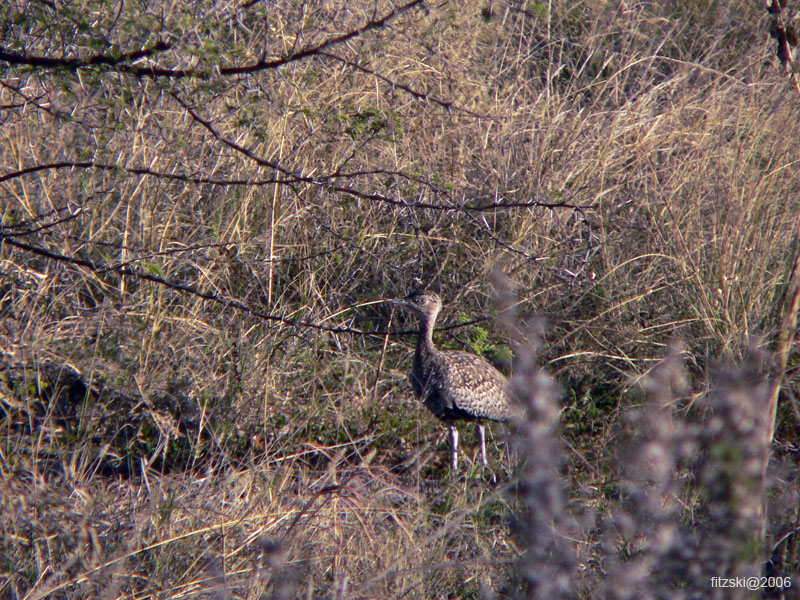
[0,41,172,70]
[0,0,426,80]
[316,50,497,121]
[0,230,486,337]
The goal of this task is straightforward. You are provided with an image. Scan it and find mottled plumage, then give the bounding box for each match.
[392,290,514,469]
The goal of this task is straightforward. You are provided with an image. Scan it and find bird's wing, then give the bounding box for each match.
[437,351,513,420]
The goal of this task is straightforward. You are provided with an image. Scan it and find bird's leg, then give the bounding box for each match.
[449,424,459,470]
[477,423,498,483]
[477,423,488,467]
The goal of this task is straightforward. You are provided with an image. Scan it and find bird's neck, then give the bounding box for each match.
[417,313,437,357]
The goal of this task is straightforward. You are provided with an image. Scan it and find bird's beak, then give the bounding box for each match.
[389,298,414,310]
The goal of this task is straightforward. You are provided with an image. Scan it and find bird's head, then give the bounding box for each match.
[391,290,442,321]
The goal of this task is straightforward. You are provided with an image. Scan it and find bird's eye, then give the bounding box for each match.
[419,297,427,304]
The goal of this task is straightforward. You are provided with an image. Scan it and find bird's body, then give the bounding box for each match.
[393,290,515,469]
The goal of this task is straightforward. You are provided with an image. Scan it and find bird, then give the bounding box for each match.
[391,290,516,470]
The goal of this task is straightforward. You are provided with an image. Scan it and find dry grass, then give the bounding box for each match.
[2,1,800,598]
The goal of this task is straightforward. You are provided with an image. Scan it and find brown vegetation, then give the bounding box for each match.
[1,1,799,598]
